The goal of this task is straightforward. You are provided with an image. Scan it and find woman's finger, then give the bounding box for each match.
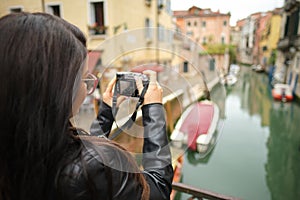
[105,77,116,93]
[135,76,143,95]
[143,70,157,84]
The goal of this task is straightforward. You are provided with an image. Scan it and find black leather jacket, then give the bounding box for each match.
[60,101,173,200]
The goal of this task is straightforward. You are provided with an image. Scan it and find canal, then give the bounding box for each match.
[176,66,300,200]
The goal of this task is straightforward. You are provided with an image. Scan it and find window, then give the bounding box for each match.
[221,36,225,44]
[145,18,153,40]
[202,21,206,28]
[284,16,289,37]
[183,61,188,73]
[186,31,193,36]
[157,0,163,10]
[194,21,197,26]
[167,30,173,43]
[209,58,215,71]
[262,46,268,51]
[223,20,227,26]
[46,4,62,17]
[158,24,165,41]
[10,7,22,13]
[145,0,151,6]
[187,21,191,26]
[165,0,172,15]
[296,56,300,70]
[202,37,207,45]
[89,1,106,35]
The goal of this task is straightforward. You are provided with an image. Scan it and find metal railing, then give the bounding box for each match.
[172,182,241,200]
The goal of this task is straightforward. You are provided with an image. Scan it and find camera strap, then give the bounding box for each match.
[109,83,149,140]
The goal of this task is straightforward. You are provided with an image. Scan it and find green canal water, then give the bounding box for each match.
[176,67,300,200]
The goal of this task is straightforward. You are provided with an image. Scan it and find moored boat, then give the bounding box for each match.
[220,74,238,86]
[272,83,293,102]
[170,100,220,153]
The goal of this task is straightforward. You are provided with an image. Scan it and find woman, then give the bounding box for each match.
[0,12,173,200]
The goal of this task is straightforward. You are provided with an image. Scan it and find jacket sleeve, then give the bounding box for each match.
[141,103,174,200]
[88,102,174,199]
[90,100,114,138]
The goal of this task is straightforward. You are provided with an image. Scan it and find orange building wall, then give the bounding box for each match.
[174,8,230,45]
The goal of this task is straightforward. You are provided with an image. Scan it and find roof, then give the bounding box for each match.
[173,6,230,18]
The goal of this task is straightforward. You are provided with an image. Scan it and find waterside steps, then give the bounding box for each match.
[172,182,241,200]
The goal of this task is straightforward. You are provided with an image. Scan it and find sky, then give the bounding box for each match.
[171,0,284,26]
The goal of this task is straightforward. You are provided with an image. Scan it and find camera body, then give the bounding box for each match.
[115,72,149,97]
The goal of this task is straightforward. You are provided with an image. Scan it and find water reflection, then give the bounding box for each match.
[247,68,300,199]
[266,97,300,199]
[186,146,217,165]
[179,66,300,200]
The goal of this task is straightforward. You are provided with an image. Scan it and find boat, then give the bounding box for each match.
[220,74,238,86]
[251,64,264,73]
[229,64,240,75]
[170,100,220,153]
[272,83,293,102]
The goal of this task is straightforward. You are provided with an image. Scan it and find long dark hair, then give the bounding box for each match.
[0,12,149,200]
[0,12,87,199]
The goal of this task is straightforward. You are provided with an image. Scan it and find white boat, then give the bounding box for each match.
[229,64,240,75]
[220,74,237,86]
[170,100,220,153]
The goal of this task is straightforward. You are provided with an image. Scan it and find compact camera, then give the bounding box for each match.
[115,72,149,97]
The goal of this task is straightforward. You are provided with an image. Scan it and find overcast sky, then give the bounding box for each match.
[171,0,284,26]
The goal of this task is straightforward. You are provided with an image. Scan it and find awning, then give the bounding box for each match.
[88,51,101,72]
[130,64,164,73]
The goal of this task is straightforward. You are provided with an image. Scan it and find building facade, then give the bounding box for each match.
[0,0,174,71]
[234,19,246,63]
[173,6,230,45]
[173,6,231,74]
[259,9,282,70]
[238,13,262,65]
[276,0,300,97]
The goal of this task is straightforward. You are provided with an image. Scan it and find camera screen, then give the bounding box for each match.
[119,80,136,96]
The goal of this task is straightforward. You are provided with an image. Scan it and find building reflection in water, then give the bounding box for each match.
[241,68,300,199]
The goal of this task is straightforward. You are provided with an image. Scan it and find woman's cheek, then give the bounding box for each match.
[79,83,88,104]
[72,83,88,116]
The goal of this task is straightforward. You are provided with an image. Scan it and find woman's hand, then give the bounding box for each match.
[102,77,116,107]
[137,70,163,105]
[102,77,126,107]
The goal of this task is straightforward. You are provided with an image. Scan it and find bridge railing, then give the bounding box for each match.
[172,182,241,200]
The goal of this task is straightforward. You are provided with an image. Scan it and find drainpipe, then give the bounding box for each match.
[41,0,45,12]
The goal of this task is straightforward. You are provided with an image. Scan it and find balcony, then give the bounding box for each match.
[278,35,300,50]
[88,24,107,36]
[278,38,290,50]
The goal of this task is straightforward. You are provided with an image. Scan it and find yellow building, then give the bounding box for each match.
[259,8,282,67]
[0,0,175,69]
